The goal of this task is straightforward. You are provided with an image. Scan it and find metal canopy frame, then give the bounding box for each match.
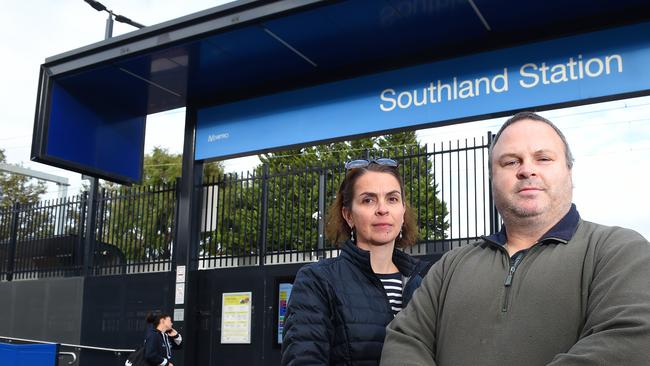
[26,2,650,365]
[31,0,650,183]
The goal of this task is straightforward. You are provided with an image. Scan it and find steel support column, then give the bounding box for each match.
[175,105,203,366]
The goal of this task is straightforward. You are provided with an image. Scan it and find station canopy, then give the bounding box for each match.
[31,0,650,183]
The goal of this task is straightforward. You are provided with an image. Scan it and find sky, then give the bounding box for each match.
[0,0,237,195]
[1,1,649,239]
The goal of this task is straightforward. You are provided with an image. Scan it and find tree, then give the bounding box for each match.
[0,149,47,210]
[202,132,449,256]
[0,149,49,241]
[97,147,223,261]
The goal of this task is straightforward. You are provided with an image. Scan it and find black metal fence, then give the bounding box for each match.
[0,196,85,281]
[0,135,495,280]
[95,183,178,275]
[0,183,177,281]
[196,135,495,268]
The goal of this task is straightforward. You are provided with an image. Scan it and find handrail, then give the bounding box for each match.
[0,335,135,353]
[59,351,77,365]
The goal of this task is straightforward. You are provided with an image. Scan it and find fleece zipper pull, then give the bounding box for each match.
[502,251,526,312]
[504,252,525,286]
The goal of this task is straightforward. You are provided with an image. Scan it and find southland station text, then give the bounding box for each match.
[379,54,623,112]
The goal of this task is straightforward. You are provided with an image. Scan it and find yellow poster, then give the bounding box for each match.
[221,291,252,344]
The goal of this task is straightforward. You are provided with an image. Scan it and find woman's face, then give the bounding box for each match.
[160,316,173,331]
[342,171,405,250]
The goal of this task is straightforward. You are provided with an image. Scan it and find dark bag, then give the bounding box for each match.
[125,347,148,366]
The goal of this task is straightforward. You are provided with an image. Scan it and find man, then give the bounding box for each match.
[380,111,650,365]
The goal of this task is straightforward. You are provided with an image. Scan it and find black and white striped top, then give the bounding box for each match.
[377,272,403,316]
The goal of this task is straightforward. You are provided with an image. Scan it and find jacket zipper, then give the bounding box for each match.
[502,252,525,312]
[482,236,567,313]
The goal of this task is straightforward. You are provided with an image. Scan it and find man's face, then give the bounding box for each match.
[491,119,573,225]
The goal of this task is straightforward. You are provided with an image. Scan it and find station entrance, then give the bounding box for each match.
[2,1,650,365]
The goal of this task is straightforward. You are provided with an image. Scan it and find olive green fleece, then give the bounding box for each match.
[380,220,650,366]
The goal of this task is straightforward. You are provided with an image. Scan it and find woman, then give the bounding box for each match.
[281,158,429,365]
[144,312,182,366]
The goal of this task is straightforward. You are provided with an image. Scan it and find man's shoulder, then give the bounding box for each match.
[573,220,650,257]
[575,220,648,244]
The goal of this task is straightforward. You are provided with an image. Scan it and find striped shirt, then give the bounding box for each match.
[377,272,403,316]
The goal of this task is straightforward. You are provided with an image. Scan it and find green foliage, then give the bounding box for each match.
[0,149,47,210]
[202,132,449,255]
[98,147,224,261]
[0,149,50,241]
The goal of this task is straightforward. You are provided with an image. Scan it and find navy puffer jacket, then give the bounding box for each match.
[281,241,429,366]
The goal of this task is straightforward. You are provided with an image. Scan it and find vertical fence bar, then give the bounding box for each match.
[200,178,210,269]
[465,139,470,241]
[154,184,163,273]
[6,203,20,281]
[97,188,108,273]
[317,171,325,258]
[288,171,295,263]
[276,168,292,262]
[141,186,151,273]
[135,185,144,273]
[83,179,99,276]
[217,175,228,266]
[473,138,478,239]
[257,165,269,267]
[23,203,35,279]
[249,172,256,260]
[487,131,499,234]
[172,178,181,271]
[76,193,87,275]
[268,170,279,262]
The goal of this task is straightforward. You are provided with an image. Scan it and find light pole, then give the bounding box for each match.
[81,0,145,276]
[83,0,145,40]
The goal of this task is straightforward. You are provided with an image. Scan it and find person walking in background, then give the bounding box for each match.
[281,158,430,365]
[380,112,650,365]
[144,312,182,366]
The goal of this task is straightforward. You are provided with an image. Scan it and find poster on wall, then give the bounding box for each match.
[277,283,293,344]
[221,292,253,344]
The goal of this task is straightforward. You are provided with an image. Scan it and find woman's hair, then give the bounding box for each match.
[146,312,171,328]
[325,163,418,248]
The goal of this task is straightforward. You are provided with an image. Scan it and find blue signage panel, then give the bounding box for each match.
[196,21,650,160]
[0,342,58,366]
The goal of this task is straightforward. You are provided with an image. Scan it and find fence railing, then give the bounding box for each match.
[0,196,85,281]
[95,183,178,275]
[0,134,495,280]
[196,135,495,269]
[0,183,178,281]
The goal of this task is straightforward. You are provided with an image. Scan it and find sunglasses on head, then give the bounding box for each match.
[344,158,399,170]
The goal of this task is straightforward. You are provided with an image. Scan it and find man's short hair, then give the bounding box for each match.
[488,111,574,176]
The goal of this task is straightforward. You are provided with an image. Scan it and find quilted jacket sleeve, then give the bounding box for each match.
[281,264,333,366]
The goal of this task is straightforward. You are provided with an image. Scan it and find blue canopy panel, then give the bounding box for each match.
[31,0,650,184]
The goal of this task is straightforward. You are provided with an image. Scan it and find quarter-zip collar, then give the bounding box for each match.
[341,240,422,277]
[483,203,581,247]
